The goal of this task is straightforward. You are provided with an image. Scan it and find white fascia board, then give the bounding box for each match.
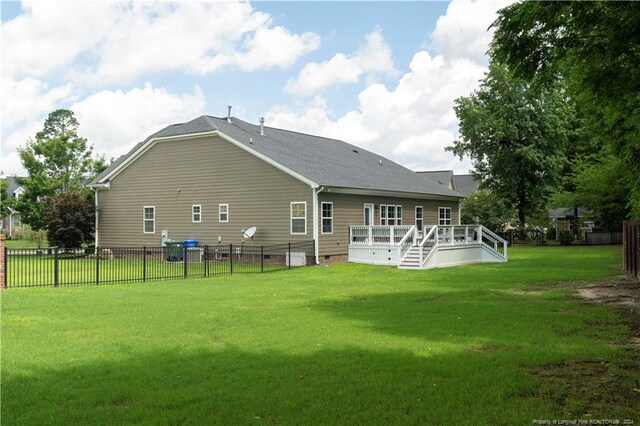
[215,132,319,189]
[92,130,318,190]
[323,186,464,201]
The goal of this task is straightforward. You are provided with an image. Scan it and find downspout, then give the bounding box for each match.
[94,188,99,248]
[458,199,462,225]
[312,186,324,264]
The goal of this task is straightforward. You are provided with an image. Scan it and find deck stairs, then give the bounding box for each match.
[398,244,434,269]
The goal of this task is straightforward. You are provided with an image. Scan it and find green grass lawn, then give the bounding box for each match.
[4,239,48,248]
[2,246,637,424]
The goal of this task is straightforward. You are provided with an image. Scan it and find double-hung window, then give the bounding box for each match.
[192,205,201,223]
[143,206,155,233]
[439,207,452,225]
[219,204,229,222]
[291,202,307,234]
[321,202,333,234]
[415,206,424,231]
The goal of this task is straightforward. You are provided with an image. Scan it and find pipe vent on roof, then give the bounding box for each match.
[259,117,265,136]
[227,105,232,123]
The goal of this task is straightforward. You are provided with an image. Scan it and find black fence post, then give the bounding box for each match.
[95,247,100,285]
[3,246,7,289]
[183,245,188,279]
[229,243,233,275]
[54,247,59,287]
[261,245,264,273]
[143,246,147,282]
[204,245,208,278]
[288,242,291,270]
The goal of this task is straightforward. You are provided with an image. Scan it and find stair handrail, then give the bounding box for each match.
[480,225,508,259]
[398,225,417,261]
[397,225,417,246]
[417,226,438,266]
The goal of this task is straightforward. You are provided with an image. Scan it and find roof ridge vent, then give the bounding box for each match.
[227,105,232,123]
[259,117,265,136]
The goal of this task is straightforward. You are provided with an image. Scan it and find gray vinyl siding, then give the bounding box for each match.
[317,193,459,257]
[97,135,312,247]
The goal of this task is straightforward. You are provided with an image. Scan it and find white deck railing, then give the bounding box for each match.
[349,224,508,268]
[349,225,414,246]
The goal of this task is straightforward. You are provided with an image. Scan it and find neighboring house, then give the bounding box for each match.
[1,176,26,237]
[90,114,465,262]
[548,207,591,238]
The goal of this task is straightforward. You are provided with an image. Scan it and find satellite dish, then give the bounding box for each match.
[242,226,257,239]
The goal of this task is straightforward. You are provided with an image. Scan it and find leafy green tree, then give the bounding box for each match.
[551,153,630,231]
[15,109,107,230]
[42,191,95,248]
[0,175,12,219]
[460,189,515,233]
[448,63,573,237]
[491,1,640,218]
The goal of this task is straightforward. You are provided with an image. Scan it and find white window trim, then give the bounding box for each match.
[321,202,333,235]
[192,204,202,223]
[290,201,307,235]
[143,206,155,234]
[439,207,452,226]
[380,204,402,226]
[219,204,229,223]
[415,206,424,230]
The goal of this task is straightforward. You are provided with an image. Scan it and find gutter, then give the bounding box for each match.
[312,186,325,264]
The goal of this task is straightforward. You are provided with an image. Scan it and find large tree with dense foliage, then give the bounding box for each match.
[448,63,573,236]
[460,189,515,233]
[490,1,640,219]
[15,109,107,230]
[42,191,96,248]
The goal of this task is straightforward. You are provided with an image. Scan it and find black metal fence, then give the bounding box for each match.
[4,241,315,288]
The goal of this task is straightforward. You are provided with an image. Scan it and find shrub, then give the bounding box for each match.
[558,230,573,245]
[546,227,556,241]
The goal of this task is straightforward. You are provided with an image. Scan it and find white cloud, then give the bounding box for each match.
[3,1,321,84]
[1,0,118,77]
[430,0,515,63]
[1,77,74,127]
[268,0,513,173]
[72,83,207,160]
[1,120,41,177]
[285,29,397,96]
[268,50,481,173]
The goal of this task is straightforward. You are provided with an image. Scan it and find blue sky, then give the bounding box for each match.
[1,0,512,177]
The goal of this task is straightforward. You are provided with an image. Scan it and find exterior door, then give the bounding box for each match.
[364,204,374,226]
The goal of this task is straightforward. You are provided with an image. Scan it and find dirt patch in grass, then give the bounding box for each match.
[532,275,640,419]
[575,275,640,307]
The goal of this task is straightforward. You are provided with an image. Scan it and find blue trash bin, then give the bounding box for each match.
[183,239,197,248]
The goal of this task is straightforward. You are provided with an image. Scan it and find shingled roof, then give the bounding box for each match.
[92,115,463,199]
